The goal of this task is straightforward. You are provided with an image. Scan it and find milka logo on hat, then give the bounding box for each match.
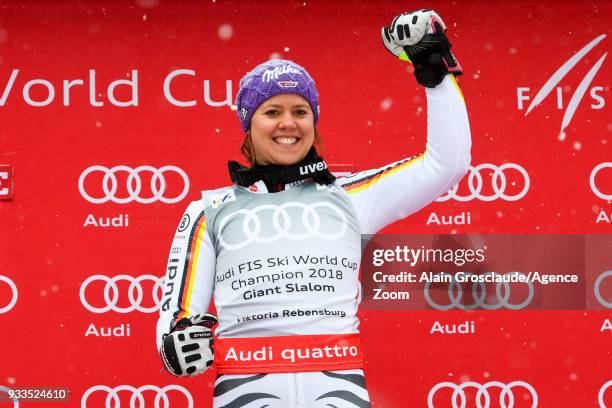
[240,107,248,120]
[277,80,298,88]
[262,65,301,83]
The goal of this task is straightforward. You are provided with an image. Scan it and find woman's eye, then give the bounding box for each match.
[294,109,307,116]
[265,110,279,116]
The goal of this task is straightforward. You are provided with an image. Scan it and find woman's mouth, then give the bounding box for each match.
[273,137,298,145]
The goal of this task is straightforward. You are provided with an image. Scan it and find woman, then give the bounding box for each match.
[157,9,471,407]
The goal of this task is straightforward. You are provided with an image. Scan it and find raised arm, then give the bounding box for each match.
[339,10,471,234]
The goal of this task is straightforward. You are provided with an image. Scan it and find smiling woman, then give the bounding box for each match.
[157,9,472,408]
[247,94,316,166]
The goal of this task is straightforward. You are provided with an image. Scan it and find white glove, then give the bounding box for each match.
[159,313,217,377]
[383,9,442,50]
[381,9,462,87]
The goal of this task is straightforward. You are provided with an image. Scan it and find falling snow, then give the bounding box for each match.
[218,24,234,41]
[380,98,393,111]
[573,141,582,150]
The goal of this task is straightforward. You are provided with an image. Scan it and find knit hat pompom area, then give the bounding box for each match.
[235,59,320,133]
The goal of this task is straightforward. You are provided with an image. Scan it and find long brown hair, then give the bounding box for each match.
[240,129,324,165]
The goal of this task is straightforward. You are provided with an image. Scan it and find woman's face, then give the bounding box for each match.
[249,93,315,166]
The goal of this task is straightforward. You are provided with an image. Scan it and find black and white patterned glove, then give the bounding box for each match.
[159,313,217,377]
[382,9,463,87]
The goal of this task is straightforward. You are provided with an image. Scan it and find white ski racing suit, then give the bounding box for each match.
[157,75,471,407]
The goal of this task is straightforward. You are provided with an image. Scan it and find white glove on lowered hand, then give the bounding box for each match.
[159,313,217,377]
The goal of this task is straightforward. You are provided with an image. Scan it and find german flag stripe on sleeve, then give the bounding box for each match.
[343,154,424,195]
[450,74,464,102]
[175,211,207,322]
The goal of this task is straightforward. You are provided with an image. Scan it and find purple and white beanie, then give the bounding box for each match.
[235,59,320,133]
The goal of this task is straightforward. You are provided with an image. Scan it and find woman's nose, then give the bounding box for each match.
[278,111,297,128]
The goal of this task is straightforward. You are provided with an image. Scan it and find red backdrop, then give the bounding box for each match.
[0,0,610,407]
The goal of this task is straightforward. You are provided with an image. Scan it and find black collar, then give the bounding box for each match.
[228,147,336,191]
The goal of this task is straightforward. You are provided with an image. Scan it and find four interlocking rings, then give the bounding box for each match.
[81,385,192,408]
[600,380,612,408]
[78,165,189,204]
[218,201,348,250]
[79,275,164,314]
[594,270,612,309]
[590,162,612,200]
[424,272,534,310]
[0,276,18,314]
[436,163,530,202]
[428,381,538,408]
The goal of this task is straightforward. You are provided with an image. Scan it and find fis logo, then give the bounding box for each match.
[517,34,607,134]
[211,190,236,209]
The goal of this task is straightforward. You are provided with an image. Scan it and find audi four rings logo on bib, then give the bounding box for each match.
[600,380,612,408]
[436,163,530,202]
[78,165,189,204]
[590,162,612,200]
[0,276,18,314]
[424,272,534,310]
[79,275,163,313]
[594,270,612,309]
[217,202,348,250]
[428,380,538,408]
[81,385,193,408]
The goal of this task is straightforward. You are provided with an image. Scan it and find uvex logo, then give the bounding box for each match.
[299,161,327,175]
[517,34,607,134]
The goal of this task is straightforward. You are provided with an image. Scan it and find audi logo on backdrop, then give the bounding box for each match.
[436,163,530,202]
[81,385,193,408]
[594,270,612,309]
[79,275,163,313]
[424,272,534,310]
[218,202,348,250]
[0,276,18,314]
[78,165,189,204]
[600,380,612,408]
[590,163,612,201]
[428,380,538,408]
